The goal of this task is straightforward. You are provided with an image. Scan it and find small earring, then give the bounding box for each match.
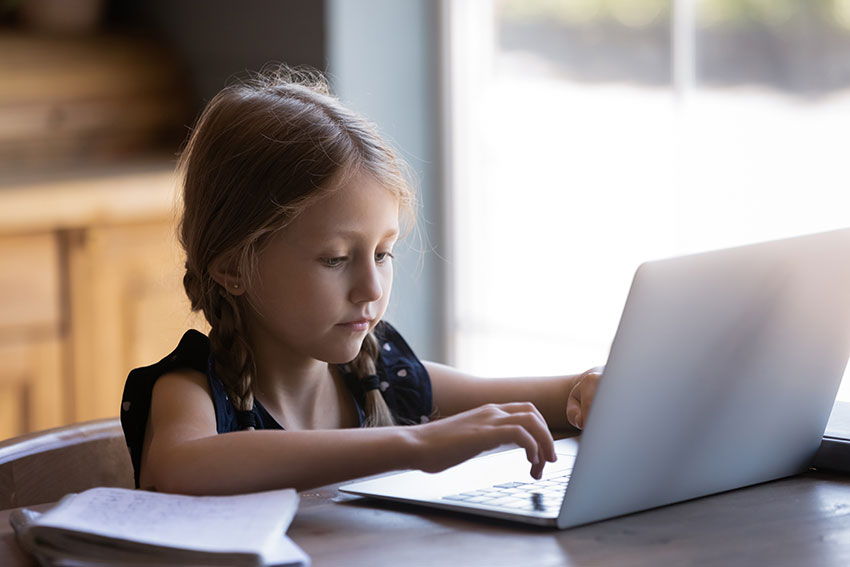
[231,282,240,290]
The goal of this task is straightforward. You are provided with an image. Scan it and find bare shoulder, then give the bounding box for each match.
[141,369,218,489]
[153,368,213,402]
[149,368,218,437]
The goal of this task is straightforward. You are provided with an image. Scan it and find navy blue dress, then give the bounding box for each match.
[120,321,433,488]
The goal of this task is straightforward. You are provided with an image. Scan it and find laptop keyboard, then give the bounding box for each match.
[442,469,572,513]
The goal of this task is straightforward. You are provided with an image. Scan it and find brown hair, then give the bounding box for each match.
[178,66,414,428]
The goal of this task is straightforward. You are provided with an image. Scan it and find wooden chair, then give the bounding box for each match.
[0,418,134,509]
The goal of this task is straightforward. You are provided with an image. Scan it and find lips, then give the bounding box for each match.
[337,317,374,331]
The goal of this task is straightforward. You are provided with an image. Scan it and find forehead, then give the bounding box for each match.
[286,173,400,240]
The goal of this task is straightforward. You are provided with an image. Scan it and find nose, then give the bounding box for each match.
[350,259,383,304]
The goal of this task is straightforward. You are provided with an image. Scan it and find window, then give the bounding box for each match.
[448,0,850,401]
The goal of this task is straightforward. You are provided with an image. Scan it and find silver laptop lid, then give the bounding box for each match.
[559,228,850,528]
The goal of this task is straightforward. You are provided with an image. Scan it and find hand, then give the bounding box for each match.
[410,402,556,479]
[566,366,604,430]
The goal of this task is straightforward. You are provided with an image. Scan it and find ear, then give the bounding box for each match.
[209,253,246,296]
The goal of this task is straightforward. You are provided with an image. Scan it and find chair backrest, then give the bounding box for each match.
[0,418,134,509]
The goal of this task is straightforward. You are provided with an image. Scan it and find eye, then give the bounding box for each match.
[376,251,395,264]
[321,256,347,268]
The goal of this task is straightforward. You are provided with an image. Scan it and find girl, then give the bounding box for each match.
[120,67,602,495]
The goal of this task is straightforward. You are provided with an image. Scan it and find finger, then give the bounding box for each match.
[567,369,602,429]
[567,377,584,429]
[579,384,596,427]
[485,411,552,469]
[492,402,556,462]
[530,459,546,480]
[494,424,541,469]
[494,401,548,421]
[576,369,601,428]
[502,404,558,462]
[566,396,583,429]
[498,425,546,480]
[497,410,556,464]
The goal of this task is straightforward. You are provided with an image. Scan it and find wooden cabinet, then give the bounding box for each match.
[0,233,64,437]
[0,164,205,440]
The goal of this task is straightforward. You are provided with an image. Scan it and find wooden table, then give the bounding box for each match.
[3,470,850,566]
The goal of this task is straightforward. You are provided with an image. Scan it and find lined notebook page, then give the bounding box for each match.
[33,487,299,554]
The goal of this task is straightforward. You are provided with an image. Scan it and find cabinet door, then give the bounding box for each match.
[66,222,205,422]
[0,234,65,440]
[0,339,64,440]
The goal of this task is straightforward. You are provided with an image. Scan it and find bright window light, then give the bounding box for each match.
[447,0,850,401]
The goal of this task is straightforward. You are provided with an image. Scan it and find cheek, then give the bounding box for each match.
[286,273,339,311]
[249,268,325,313]
[378,265,394,308]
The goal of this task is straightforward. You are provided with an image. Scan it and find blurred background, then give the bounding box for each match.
[1,0,848,440]
[449,0,850,395]
[0,0,329,439]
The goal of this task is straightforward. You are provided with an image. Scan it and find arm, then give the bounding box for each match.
[425,361,602,431]
[142,370,559,495]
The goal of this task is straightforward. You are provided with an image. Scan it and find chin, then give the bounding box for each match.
[325,341,366,365]
[322,322,380,364]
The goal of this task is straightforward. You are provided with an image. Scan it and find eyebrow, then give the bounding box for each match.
[323,227,400,239]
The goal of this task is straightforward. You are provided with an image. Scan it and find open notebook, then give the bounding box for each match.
[341,228,850,528]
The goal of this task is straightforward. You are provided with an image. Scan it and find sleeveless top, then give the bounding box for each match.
[120,321,432,488]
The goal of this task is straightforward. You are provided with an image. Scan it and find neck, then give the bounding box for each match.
[253,351,331,407]
[247,331,351,430]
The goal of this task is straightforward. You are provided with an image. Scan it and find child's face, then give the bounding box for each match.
[243,172,400,366]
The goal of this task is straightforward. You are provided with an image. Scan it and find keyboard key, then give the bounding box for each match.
[501,500,539,511]
[464,496,495,503]
[493,482,525,489]
[442,473,572,511]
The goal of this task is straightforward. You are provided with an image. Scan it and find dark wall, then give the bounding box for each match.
[112,0,326,107]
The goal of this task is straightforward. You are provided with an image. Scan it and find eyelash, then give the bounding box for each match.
[321,252,394,268]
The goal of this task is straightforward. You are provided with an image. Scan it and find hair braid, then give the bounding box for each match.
[207,289,255,414]
[350,332,395,427]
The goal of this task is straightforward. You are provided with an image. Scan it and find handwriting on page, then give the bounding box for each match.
[38,487,298,553]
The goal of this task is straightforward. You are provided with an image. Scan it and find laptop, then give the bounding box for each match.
[339,228,850,529]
